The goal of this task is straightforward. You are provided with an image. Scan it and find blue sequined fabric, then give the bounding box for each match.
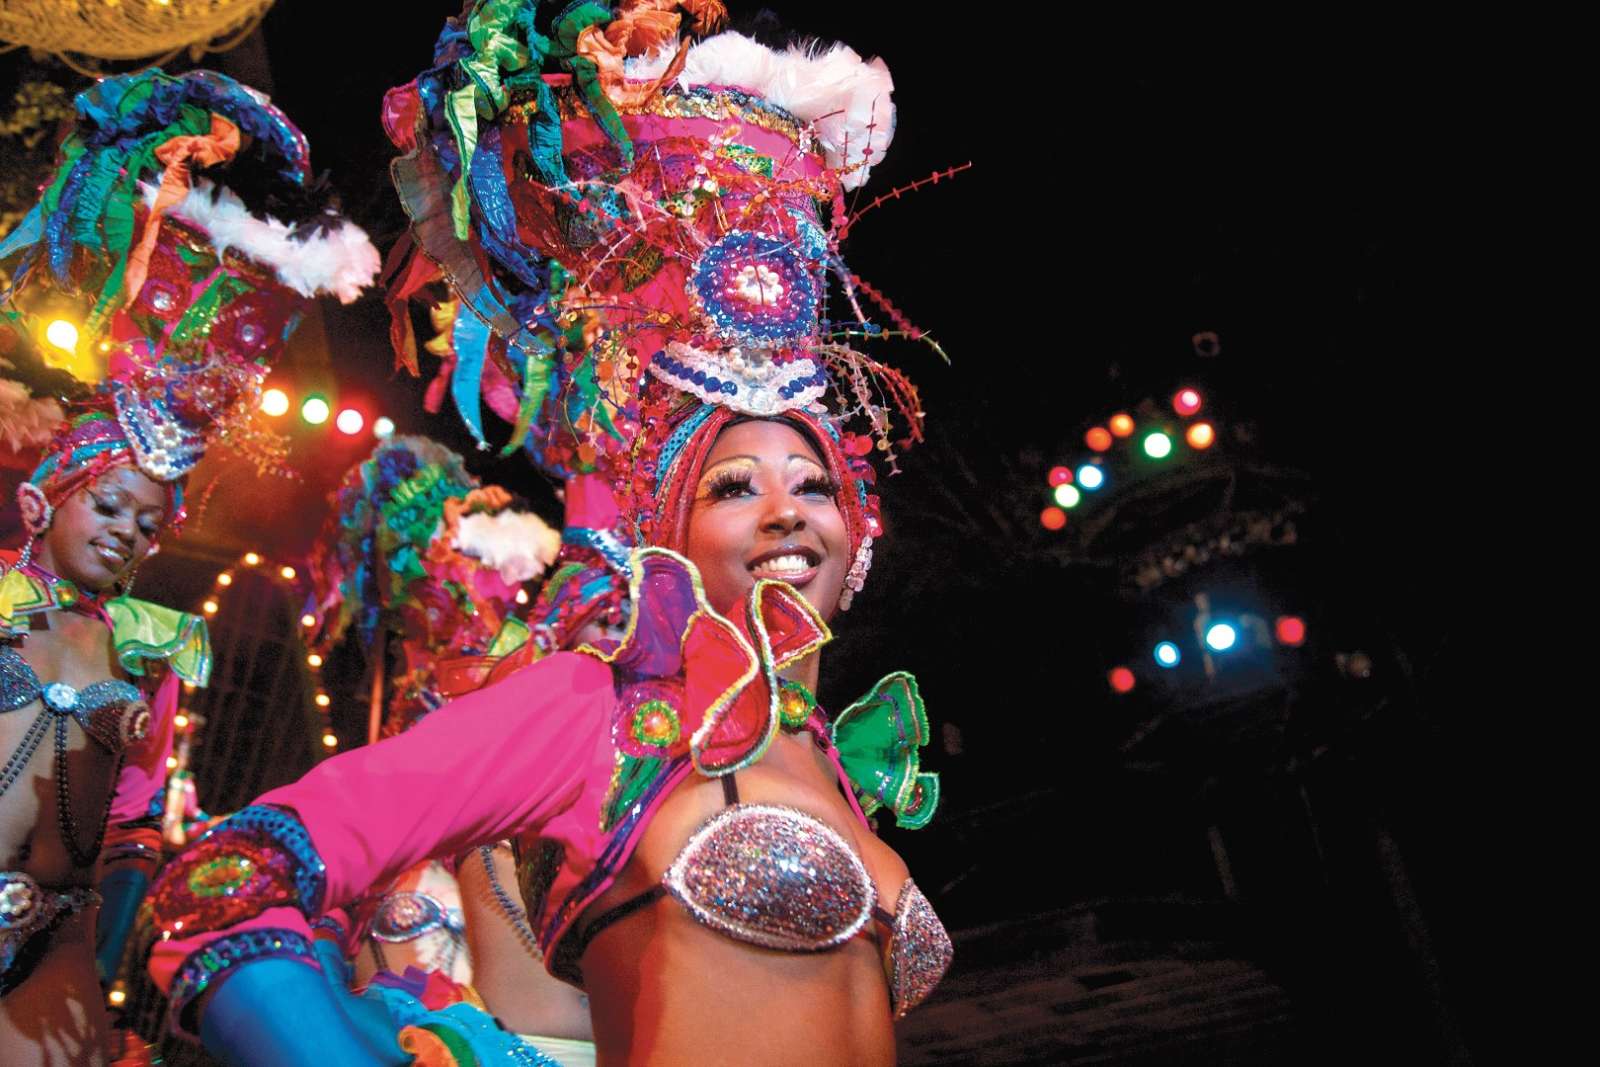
[166,927,318,1032]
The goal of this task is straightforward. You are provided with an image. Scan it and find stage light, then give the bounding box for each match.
[373,416,396,439]
[1108,667,1136,694]
[1186,422,1215,450]
[166,756,178,769]
[45,319,79,351]
[336,408,365,435]
[301,395,330,425]
[261,388,290,417]
[1143,432,1173,459]
[201,600,218,615]
[322,733,338,749]
[216,572,233,587]
[1076,465,1105,490]
[243,552,261,566]
[1204,622,1238,652]
[1154,641,1181,668]
[174,714,189,729]
[1053,484,1081,509]
[107,985,127,1007]
[1173,388,1203,416]
[1040,506,1067,530]
[1109,413,1135,438]
[1275,615,1307,647]
[315,693,331,708]
[280,565,297,581]
[301,613,317,628]
[1048,466,1073,486]
[515,588,531,605]
[1085,427,1113,452]
[307,653,323,668]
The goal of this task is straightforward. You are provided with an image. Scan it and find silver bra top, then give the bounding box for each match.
[0,645,148,752]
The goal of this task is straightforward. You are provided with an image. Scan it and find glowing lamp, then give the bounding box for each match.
[1076,465,1105,490]
[1204,623,1238,652]
[165,756,178,769]
[1172,388,1203,416]
[373,416,396,440]
[307,653,324,668]
[1186,422,1215,450]
[201,600,218,615]
[1143,432,1173,459]
[1154,641,1181,668]
[322,733,338,749]
[1053,484,1081,509]
[216,572,233,587]
[1108,667,1136,694]
[314,693,331,708]
[335,408,365,436]
[1040,506,1067,530]
[1048,466,1074,486]
[261,388,290,417]
[300,613,317,628]
[301,395,330,425]
[1109,413,1135,437]
[174,714,189,729]
[1085,427,1113,452]
[44,319,78,351]
[515,588,531,605]
[1276,615,1307,647]
[280,565,297,581]
[243,552,261,566]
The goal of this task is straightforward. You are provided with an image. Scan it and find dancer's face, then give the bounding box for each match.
[685,420,849,621]
[37,467,166,592]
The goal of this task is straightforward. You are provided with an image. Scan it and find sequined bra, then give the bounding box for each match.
[571,771,953,1019]
[0,645,149,754]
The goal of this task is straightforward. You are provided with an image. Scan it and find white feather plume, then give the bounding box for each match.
[453,508,561,586]
[627,32,896,190]
[142,180,380,303]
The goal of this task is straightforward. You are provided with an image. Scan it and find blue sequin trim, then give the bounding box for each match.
[200,805,327,915]
[653,404,718,497]
[166,928,317,1034]
[562,527,634,576]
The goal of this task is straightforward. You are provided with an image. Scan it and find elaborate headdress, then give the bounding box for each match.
[1,68,380,542]
[385,0,940,609]
[304,436,557,732]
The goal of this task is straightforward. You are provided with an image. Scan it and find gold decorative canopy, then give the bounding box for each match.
[0,0,275,74]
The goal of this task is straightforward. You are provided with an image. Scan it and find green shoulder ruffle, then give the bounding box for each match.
[105,596,212,687]
[832,672,941,830]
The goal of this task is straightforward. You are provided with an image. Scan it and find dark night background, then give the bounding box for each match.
[3,5,1501,1064]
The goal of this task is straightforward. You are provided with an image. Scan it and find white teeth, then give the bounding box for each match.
[751,554,813,577]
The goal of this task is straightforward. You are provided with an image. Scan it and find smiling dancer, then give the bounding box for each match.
[148,4,949,1064]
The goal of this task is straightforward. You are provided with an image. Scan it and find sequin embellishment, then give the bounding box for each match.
[371,890,461,943]
[887,879,953,1018]
[662,804,873,951]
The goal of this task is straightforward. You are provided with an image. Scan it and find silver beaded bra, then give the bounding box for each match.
[573,774,954,1019]
[0,645,148,754]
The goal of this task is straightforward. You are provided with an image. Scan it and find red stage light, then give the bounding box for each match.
[1085,427,1113,452]
[1108,667,1136,694]
[335,408,365,436]
[1173,388,1203,416]
[1048,466,1074,486]
[1275,616,1307,646]
[1040,506,1067,531]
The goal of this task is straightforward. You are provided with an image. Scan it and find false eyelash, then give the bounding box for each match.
[705,468,755,499]
[796,475,839,497]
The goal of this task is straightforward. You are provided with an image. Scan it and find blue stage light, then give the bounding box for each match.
[1204,623,1238,652]
[1154,641,1181,668]
[1077,465,1105,490]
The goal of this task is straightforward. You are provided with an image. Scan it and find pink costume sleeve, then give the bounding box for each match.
[100,669,179,874]
[148,652,614,994]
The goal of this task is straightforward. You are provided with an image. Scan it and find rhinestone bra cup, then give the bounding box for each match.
[659,803,953,1017]
[0,645,148,752]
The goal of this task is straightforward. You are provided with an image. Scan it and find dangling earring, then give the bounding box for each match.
[837,536,874,612]
[14,483,52,569]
